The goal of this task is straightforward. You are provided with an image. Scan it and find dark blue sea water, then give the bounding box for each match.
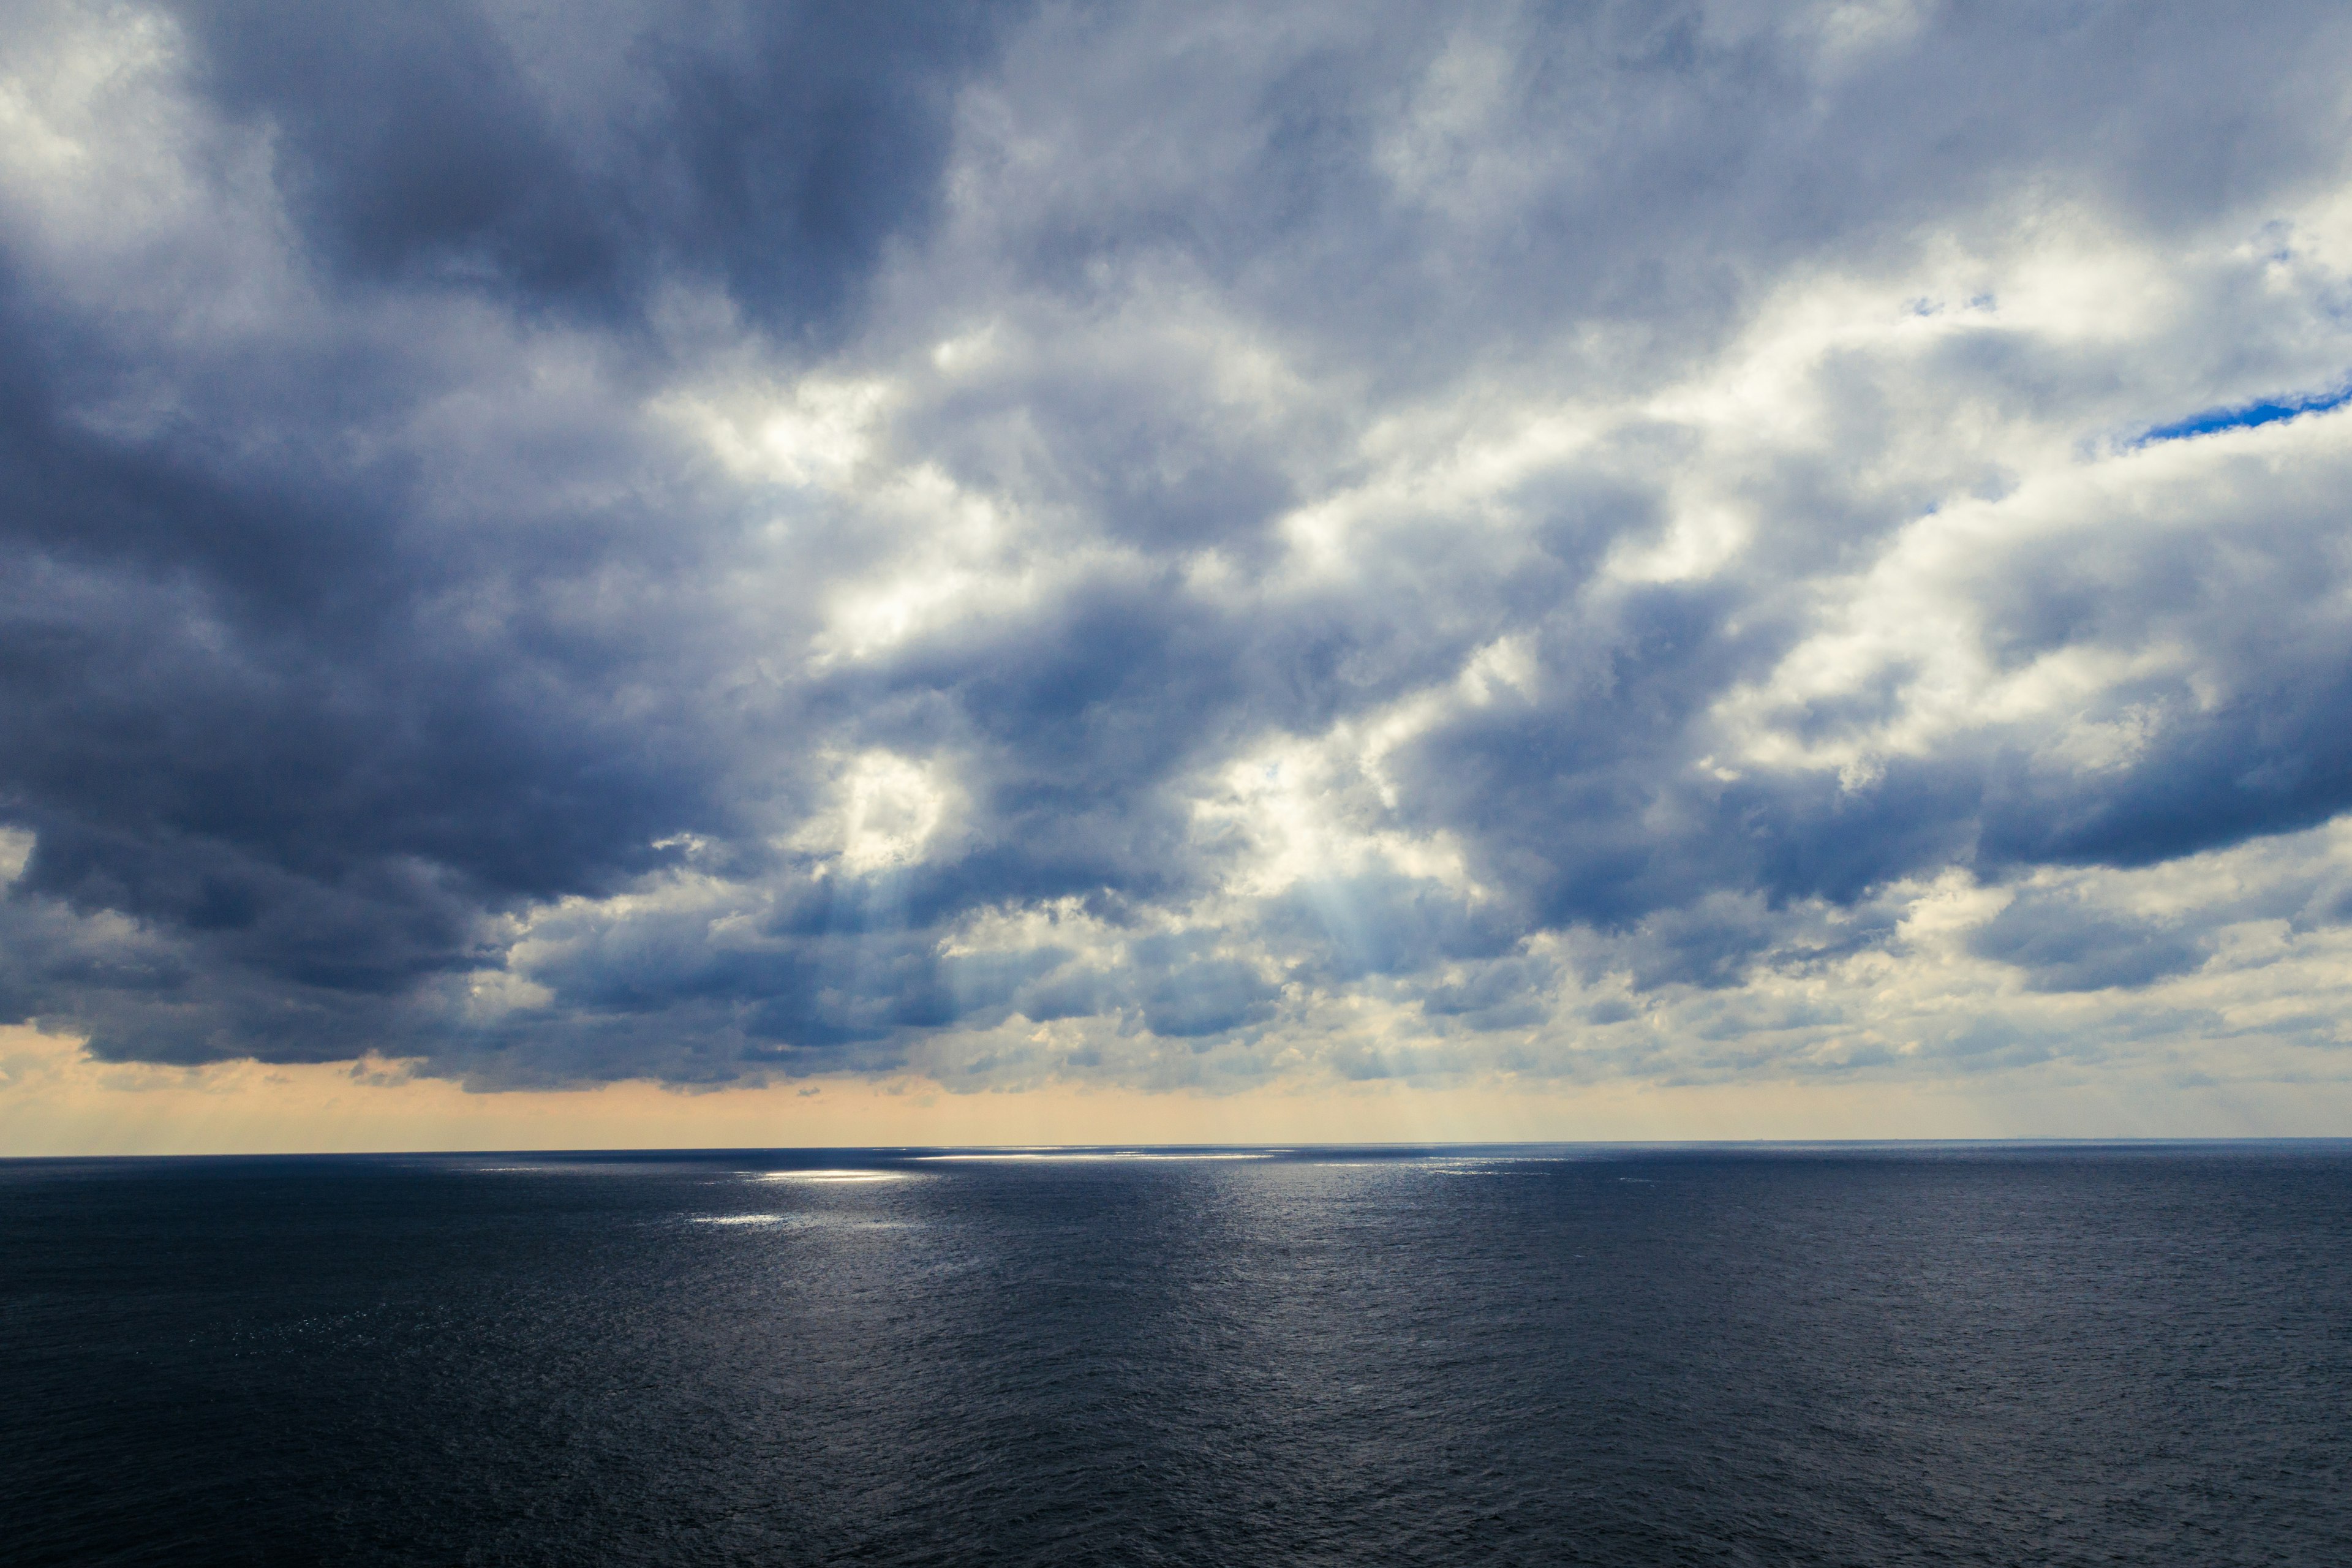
[4,1144,2348,1566]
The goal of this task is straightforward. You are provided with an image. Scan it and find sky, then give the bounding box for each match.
[6,0,2352,1152]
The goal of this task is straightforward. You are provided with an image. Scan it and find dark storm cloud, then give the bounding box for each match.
[0,0,977,986]
[4,0,2352,1085]
[0,281,729,970]
[168,0,1005,336]
[1968,889,2207,994]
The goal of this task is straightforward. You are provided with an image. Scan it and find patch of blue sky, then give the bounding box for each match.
[2134,380,2352,447]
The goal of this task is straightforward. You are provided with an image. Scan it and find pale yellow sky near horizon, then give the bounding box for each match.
[4,1023,2344,1157]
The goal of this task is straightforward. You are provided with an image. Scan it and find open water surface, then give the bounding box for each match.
[3,1143,2348,1565]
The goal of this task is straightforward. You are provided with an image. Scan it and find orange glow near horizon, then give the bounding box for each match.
[5,1024,2345,1156]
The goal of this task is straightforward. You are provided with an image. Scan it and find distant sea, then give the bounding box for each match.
[5,1144,2347,1565]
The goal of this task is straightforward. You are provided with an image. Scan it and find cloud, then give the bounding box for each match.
[2,0,2351,1103]
[166,0,1001,334]
[1967,888,2209,993]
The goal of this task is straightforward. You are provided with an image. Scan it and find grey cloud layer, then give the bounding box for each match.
[4,0,2352,1091]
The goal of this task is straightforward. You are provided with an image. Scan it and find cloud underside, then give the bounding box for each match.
[4,0,2352,1092]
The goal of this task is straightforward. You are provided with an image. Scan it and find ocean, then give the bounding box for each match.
[4,1144,2346,1565]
